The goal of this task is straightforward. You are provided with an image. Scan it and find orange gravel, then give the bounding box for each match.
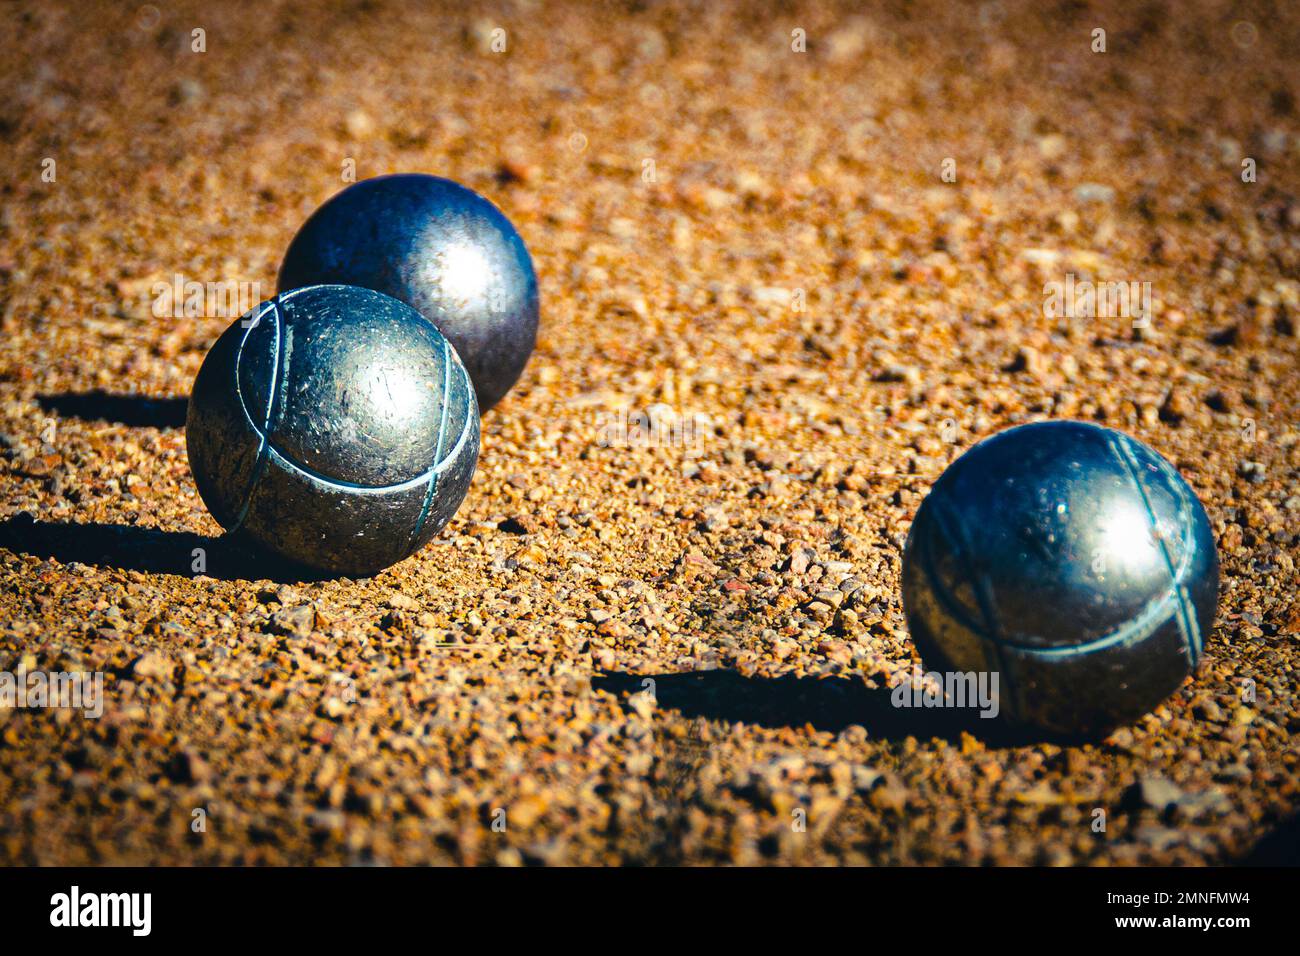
[0,0,1297,865]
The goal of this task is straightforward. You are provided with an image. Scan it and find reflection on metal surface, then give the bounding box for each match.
[278,174,538,412]
[902,420,1219,738]
[186,285,480,577]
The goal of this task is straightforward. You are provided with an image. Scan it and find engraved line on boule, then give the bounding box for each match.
[407,338,456,550]
[915,503,990,641]
[927,493,1021,715]
[1001,590,1189,658]
[258,411,472,495]
[1109,434,1201,666]
[229,298,285,534]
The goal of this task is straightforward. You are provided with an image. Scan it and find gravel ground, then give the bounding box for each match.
[0,0,1297,865]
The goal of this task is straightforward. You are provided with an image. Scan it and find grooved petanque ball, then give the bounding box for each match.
[277,174,539,412]
[902,420,1219,738]
[186,284,479,578]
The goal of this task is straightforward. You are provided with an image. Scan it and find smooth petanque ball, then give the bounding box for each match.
[902,420,1218,738]
[277,174,539,412]
[186,284,479,578]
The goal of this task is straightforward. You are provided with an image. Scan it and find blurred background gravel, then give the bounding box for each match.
[0,0,1297,865]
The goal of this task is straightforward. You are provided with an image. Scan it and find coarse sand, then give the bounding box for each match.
[0,0,1297,864]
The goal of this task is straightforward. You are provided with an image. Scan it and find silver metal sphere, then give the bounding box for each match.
[186,284,479,578]
[277,174,539,412]
[902,420,1218,738]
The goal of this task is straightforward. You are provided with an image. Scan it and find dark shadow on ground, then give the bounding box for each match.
[37,392,189,429]
[1238,812,1300,866]
[595,669,1038,746]
[0,514,330,583]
